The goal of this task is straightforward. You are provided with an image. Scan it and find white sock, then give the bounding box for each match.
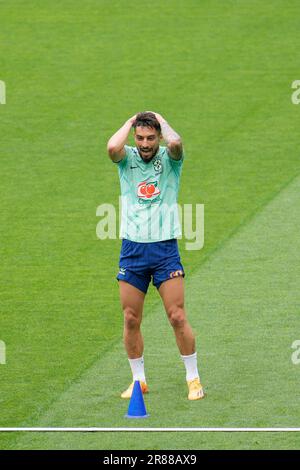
[128,356,146,383]
[181,352,200,381]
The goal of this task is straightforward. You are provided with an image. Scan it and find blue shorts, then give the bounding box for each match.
[116,239,185,294]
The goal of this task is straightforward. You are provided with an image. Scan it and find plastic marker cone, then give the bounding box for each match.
[125,381,149,418]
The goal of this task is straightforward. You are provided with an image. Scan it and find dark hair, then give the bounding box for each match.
[132,112,161,133]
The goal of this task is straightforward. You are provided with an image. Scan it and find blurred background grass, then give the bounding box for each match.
[0,0,300,449]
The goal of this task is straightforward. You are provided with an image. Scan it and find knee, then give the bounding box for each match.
[167,305,186,329]
[123,306,141,330]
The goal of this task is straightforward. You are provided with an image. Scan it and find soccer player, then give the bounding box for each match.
[107,111,204,400]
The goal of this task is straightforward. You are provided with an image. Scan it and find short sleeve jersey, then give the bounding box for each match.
[115,145,184,243]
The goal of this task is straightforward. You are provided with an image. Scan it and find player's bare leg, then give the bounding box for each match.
[119,280,148,398]
[119,280,145,358]
[159,276,204,400]
[158,276,195,354]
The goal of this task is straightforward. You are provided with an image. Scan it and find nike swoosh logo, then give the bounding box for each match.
[130,166,138,169]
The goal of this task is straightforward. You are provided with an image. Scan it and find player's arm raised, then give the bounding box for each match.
[107,114,136,162]
[151,112,183,161]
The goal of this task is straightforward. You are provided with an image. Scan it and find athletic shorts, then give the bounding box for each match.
[116,238,185,294]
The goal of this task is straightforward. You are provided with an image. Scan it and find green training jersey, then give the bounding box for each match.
[116,145,184,243]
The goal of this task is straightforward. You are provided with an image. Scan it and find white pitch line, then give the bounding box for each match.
[1,428,300,432]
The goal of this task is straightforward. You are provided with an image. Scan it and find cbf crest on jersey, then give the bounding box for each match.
[153,156,162,174]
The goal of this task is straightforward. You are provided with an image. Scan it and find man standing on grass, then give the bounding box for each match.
[107,111,204,400]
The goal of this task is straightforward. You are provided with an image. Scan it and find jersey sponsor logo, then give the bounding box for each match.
[137,181,160,200]
[170,269,184,278]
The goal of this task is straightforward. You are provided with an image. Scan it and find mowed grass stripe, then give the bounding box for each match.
[9,173,300,449]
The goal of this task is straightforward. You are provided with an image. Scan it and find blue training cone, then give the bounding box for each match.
[125,380,149,418]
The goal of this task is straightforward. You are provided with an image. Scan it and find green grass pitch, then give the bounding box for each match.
[1,0,300,450]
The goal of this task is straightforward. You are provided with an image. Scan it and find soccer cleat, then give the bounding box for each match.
[121,381,149,399]
[187,377,205,400]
